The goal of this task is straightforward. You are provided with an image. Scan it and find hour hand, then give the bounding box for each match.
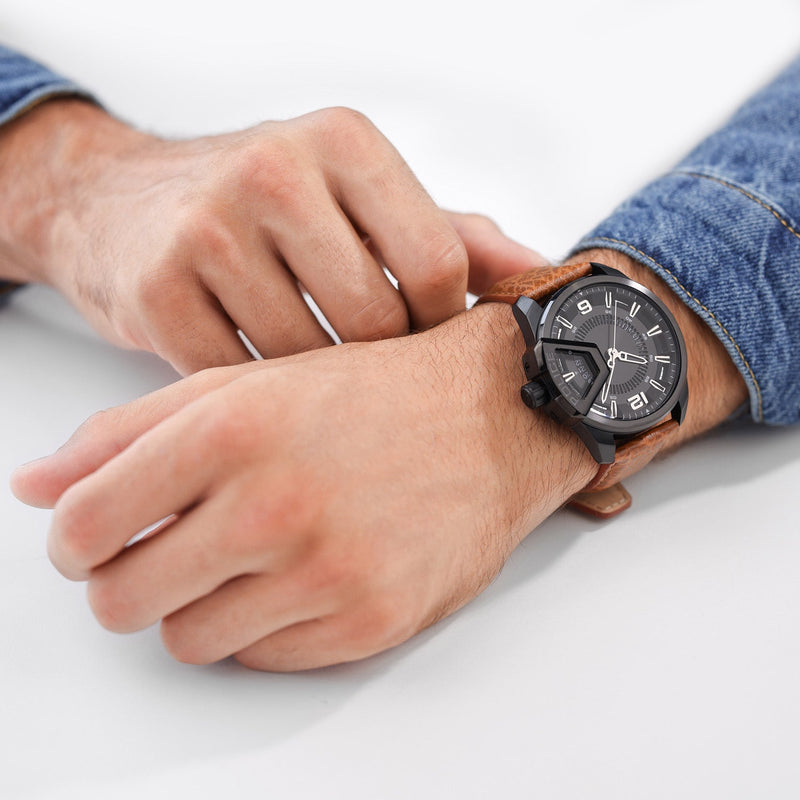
[615,349,647,365]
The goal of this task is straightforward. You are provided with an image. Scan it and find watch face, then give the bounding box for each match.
[537,275,687,433]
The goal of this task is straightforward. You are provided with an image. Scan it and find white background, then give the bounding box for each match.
[2,1,800,798]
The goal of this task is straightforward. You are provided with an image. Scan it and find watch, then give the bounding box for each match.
[477,261,688,518]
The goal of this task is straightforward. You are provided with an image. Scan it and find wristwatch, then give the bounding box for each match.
[477,261,688,518]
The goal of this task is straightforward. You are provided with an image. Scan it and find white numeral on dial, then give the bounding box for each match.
[654,355,671,363]
[605,291,612,309]
[629,301,641,318]
[628,391,648,410]
[646,325,662,337]
[577,299,592,315]
[649,379,666,392]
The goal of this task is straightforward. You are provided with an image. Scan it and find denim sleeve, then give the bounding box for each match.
[0,44,95,299]
[570,55,800,426]
[0,44,93,126]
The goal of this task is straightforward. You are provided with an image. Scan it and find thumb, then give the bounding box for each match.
[445,211,549,295]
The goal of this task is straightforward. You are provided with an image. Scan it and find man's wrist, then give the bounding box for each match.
[466,249,748,525]
[566,249,748,445]
[462,301,597,533]
[0,98,149,285]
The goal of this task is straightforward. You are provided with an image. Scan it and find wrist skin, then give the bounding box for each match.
[473,248,748,524]
[0,99,148,286]
[461,302,598,539]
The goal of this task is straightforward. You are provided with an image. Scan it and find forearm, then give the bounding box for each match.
[0,98,141,285]
[0,45,98,283]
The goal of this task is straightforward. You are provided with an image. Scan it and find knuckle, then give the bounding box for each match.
[303,551,360,597]
[178,206,239,267]
[346,593,417,654]
[415,233,469,294]
[344,292,409,341]
[232,649,265,671]
[309,106,382,163]
[50,489,98,575]
[87,575,137,633]
[232,138,308,210]
[78,408,115,441]
[228,482,316,563]
[160,617,213,665]
[197,403,254,458]
[462,211,501,231]
[314,106,376,139]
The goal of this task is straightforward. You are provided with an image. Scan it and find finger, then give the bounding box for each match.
[319,115,467,330]
[233,612,386,672]
[445,211,549,295]
[267,179,410,343]
[86,493,278,634]
[10,366,245,509]
[202,247,333,358]
[46,390,237,580]
[146,287,253,375]
[160,570,332,665]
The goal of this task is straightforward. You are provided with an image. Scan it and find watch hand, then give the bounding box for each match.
[612,300,619,354]
[601,357,616,404]
[615,350,648,365]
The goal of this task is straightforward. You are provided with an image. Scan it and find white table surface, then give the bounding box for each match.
[2,2,800,798]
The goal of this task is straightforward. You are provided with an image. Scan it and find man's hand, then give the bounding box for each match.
[10,248,747,672]
[0,100,543,374]
[11,304,597,671]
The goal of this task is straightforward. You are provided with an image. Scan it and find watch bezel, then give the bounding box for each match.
[535,273,688,437]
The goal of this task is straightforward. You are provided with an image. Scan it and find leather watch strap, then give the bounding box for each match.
[476,263,681,518]
[584,418,679,491]
[476,262,593,305]
[568,483,632,519]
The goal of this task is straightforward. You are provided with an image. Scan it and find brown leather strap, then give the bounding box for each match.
[476,263,680,518]
[586,418,679,491]
[476,262,593,305]
[568,482,632,519]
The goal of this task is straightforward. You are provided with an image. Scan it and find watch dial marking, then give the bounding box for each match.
[555,315,573,329]
[542,279,682,425]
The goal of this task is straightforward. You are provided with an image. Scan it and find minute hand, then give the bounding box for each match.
[615,350,648,365]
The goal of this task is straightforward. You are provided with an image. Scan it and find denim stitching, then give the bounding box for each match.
[676,169,800,242]
[589,235,764,420]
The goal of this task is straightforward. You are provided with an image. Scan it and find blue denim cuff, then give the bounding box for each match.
[570,171,800,426]
[0,44,95,128]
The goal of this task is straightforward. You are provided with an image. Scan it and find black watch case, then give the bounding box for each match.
[512,263,688,464]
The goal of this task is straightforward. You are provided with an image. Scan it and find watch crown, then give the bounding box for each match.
[521,380,550,409]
